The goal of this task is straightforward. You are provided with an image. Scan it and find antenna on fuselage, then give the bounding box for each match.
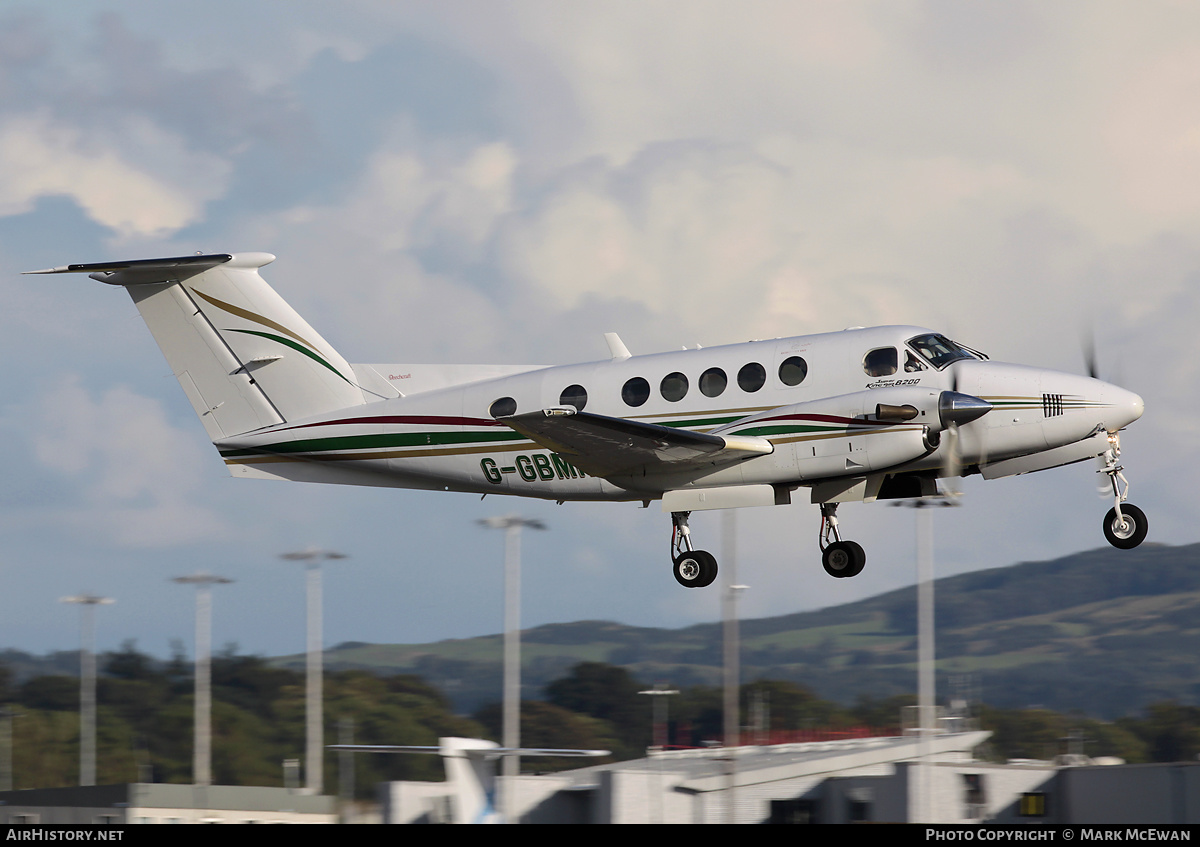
[604,332,632,360]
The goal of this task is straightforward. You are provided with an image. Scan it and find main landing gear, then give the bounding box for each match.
[670,511,718,588]
[668,505,868,588]
[1099,432,1148,549]
[819,503,866,578]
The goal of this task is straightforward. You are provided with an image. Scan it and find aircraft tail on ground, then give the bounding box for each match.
[28,253,366,439]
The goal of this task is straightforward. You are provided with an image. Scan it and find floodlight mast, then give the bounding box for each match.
[477,515,545,823]
[59,593,113,786]
[172,573,232,788]
[280,548,348,795]
[721,510,748,825]
[892,495,957,823]
[638,685,679,825]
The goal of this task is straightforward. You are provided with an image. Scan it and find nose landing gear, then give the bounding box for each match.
[1099,432,1148,549]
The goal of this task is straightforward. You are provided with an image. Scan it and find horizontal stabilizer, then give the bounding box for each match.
[498,408,772,478]
[25,253,234,286]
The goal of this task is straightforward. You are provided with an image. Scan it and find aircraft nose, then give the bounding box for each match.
[1103,383,1144,430]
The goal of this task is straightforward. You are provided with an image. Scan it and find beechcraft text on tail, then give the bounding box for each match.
[28,252,1147,588]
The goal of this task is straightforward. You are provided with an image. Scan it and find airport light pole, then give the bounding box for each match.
[721,510,748,825]
[638,685,679,824]
[477,515,545,823]
[60,593,113,786]
[893,496,956,823]
[638,685,680,751]
[172,572,232,787]
[0,705,18,792]
[280,547,347,795]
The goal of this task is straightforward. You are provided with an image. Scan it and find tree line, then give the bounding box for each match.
[2,645,1199,795]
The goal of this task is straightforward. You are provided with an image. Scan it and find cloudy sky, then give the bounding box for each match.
[1,1,1197,663]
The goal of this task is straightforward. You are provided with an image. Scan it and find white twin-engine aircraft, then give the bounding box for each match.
[31,252,1148,588]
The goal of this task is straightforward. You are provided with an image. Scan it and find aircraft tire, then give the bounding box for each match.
[1103,504,1148,549]
[822,541,866,578]
[674,550,718,588]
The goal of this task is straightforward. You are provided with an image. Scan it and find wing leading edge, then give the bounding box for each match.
[498,408,772,478]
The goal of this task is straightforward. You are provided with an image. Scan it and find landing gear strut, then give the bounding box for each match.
[819,503,866,578]
[670,511,718,588]
[1099,432,1148,549]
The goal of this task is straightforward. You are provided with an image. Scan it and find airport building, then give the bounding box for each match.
[0,784,336,824]
[6,736,1200,823]
[383,729,1019,824]
[381,731,1200,824]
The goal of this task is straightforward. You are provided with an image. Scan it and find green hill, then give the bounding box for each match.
[285,542,1200,719]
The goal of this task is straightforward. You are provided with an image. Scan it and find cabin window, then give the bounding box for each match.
[622,377,651,407]
[660,372,689,402]
[738,362,766,392]
[778,356,808,386]
[863,347,898,377]
[699,367,727,397]
[559,384,588,411]
[489,396,517,417]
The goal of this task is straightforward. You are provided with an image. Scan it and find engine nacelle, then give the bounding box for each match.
[715,387,945,481]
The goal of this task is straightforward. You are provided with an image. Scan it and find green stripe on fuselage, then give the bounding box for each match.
[217,413,831,460]
[219,429,526,458]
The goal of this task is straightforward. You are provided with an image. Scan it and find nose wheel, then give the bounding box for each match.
[1098,432,1149,549]
[1104,504,1147,550]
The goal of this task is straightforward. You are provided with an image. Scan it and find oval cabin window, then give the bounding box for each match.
[738,362,766,392]
[559,384,588,411]
[660,372,688,402]
[489,397,517,417]
[699,367,727,398]
[622,377,651,407]
[779,356,808,386]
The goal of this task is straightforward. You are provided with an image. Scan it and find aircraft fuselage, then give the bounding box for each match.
[215,325,1144,505]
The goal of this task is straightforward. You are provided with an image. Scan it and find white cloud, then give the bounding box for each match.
[0,113,230,238]
[31,377,227,547]
[290,138,516,254]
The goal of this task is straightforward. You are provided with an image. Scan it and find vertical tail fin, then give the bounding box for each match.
[28,252,366,438]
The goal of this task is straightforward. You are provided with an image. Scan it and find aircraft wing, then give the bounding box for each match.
[498,409,772,478]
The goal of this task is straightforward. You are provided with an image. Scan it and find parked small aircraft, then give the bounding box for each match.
[331,737,608,824]
[30,252,1147,587]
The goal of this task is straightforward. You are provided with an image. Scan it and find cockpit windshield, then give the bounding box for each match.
[907,333,983,369]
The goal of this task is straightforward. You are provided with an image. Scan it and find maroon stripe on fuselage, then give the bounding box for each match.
[270,415,506,433]
[741,413,887,427]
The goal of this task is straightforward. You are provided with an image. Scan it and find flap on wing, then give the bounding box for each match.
[498,408,772,478]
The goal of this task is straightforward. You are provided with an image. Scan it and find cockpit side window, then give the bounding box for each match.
[906,333,979,369]
[863,347,898,377]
